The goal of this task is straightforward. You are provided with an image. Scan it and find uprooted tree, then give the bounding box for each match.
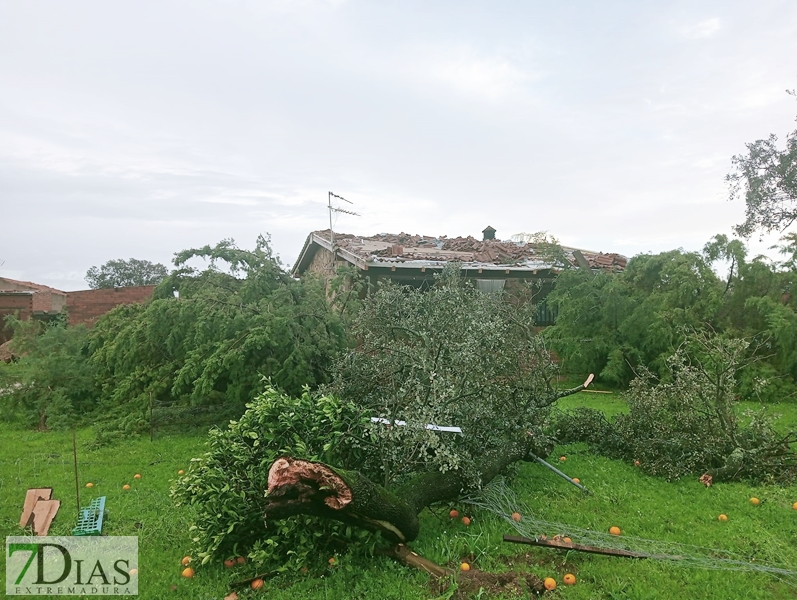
[174,268,591,567]
[264,271,591,544]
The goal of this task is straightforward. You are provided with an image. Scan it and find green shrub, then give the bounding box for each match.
[0,317,96,429]
[171,384,379,571]
[554,332,797,483]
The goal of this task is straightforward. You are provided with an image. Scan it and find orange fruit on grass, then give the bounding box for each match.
[718,514,728,521]
[460,562,470,571]
[559,456,566,462]
[634,460,640,467]
[609,526,621,536]
[178,470,184,475]
[563,537,572,544]
[543,577,557,590]
[251,578,264,590]
[461,516,471,526]
[328,557,336,565]
[793,502,797,510]
[750,497,760,506]
[511,512,522,522]
[134,474,142,479]
[224,558,236,568]
[449,509,459,518]
[181,567,194,578]
[563,573,576,585]
[236,556,246,564]
[181,556,192,566]
[572,478,580,484]
[85,482,94,488]
[122,484,131,490]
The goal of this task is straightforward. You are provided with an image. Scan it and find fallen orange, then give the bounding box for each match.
[224,558,236,568]
[181,556,192,566]
[750,497,760,506]
[634,460,640,467]
[563,573,576,585]
[251,578,264,590]
[563,537,572,544]
[236,556,246,565]
[543,577,557,590]
[559,456,566,462]
[461,516,471,526]
[85,482,94,488]
[718,514,728,522]
[609,526,621,536]
[460,562,470,571]
[181,567,194,578]
[134,474,142,479]
[122,484,130,490]
[178,470,185,475]
[328,557,336,565]
[449,509,459,518]
[572,478,580,484]
[793,502,797,510]
[511,512,522,522]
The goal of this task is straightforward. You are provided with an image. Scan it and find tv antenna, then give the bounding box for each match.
[328,191,360,247]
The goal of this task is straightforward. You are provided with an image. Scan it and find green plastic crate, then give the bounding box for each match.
[72,496,106,536]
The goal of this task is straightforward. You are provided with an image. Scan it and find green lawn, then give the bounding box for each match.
[1,414,796,599]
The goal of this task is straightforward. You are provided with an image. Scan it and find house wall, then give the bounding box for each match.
[66,286,156,327]
[0,293,34,344]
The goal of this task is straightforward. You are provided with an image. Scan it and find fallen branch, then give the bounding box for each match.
[504,535,651,559]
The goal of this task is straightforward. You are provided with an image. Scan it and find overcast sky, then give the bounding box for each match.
[1,1,796,290]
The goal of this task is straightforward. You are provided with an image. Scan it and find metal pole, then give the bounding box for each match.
[72,429,81,515]
[328,191,334,247]
[531,454,591,493]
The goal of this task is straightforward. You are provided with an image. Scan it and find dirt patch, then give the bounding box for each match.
[431,569,545,599]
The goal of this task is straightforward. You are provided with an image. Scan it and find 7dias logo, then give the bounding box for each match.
[6,536,138,596]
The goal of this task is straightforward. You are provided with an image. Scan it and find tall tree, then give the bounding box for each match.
[85,258,169,288]
[728,92,797,237]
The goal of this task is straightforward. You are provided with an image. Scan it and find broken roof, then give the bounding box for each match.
[0,277,66,294]
[293,230,627,275]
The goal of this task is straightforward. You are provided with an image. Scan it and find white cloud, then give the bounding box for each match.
[680,18,721,39]
[407,45,537,102]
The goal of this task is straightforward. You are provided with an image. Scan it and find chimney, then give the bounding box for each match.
[390,244,404,256]
[482,226,496,241]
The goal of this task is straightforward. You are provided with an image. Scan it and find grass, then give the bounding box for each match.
[1,398,797,599]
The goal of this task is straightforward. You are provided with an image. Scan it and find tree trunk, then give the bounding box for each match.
[264,438,550,543]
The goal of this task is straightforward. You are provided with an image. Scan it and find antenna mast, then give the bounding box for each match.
[328,191,360,247]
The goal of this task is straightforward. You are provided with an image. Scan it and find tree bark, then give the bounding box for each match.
[264,433,552,543]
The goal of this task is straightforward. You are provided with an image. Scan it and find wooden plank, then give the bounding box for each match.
[32,499,61,536]
[20,488,52,528]
[503,535,650,559]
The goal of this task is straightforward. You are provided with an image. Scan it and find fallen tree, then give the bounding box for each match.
[174,269,590,568]
[262,270,591,543]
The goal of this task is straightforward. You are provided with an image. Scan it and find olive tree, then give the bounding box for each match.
[261,269,591,543]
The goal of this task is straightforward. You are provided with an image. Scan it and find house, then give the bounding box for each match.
[0,278,67,344]
[291,227,627,325]
[0,277,156,345]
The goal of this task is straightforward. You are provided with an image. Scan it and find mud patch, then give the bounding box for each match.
[431,569,545,599]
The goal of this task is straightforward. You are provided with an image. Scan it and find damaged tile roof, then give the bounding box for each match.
[293,230,627,274]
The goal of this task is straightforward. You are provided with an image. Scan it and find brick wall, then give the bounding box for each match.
[0,293,34,344]
[66,286,156,327]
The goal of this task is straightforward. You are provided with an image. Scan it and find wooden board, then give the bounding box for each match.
[32,500,61,536]
[20,488,52,528]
